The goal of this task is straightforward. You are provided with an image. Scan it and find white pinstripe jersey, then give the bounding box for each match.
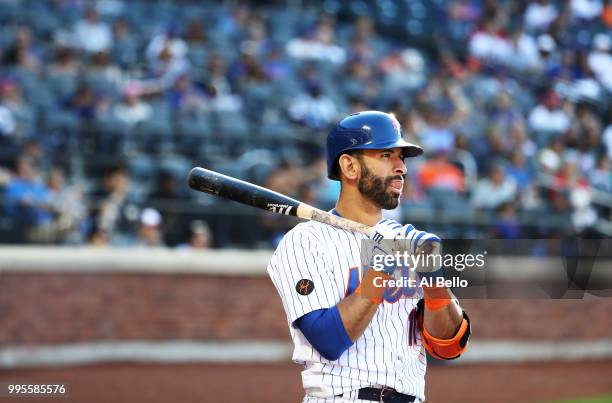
[267,215,426,401]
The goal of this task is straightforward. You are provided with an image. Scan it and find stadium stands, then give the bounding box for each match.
[0,0,610,247]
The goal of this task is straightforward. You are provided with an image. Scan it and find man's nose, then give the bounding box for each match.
[393,156,407,176]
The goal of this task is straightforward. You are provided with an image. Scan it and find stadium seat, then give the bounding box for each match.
[176,113,213,157]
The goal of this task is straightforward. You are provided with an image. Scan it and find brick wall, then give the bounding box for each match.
[1,272,611,346]
[0,273,287,345]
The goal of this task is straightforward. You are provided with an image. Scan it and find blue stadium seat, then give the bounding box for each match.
[93,117,130,153]
[176,114,213,157]
[212,110,250,140]
[84,73,120,98]
[45,109,80,132]
[158,154,192,180]
[46,72,78,101]
[188,45,208,68]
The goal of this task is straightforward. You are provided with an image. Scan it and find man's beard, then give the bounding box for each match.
[357,159,403,210]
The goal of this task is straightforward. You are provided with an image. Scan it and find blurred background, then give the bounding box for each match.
[0,0,611,402]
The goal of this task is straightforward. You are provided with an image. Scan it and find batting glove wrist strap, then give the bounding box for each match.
[423,287,452,311]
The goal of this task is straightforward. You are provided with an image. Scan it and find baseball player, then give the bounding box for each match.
[267,111,471,402]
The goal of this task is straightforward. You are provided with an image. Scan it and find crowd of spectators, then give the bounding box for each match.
[0,0,610,247]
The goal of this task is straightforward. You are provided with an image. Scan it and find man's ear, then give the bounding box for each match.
[338,154,360,181]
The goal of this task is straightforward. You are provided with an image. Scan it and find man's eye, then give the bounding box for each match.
[381,153,391,158]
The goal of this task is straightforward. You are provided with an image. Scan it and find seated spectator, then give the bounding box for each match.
[149,170,192,201]
[471,164,518,210]
[468,18,512,62]
[87,224,110,247]
[146,26,189,87]
[204,54,232,95]
[491,202,521,239]
[48,46,80,77]
[136,207,165,247]
[0,104,16,137]
[488,91,525,136]
[46,166,86,242]
[418,106,456,154]
[604,124,612,159]
[148,170,192,246]
[239,13,269,58]
[439,50,468,81]
[506,149,533,192]
[570,185,597,231]
[199,54,243,112]
[570,0,603,20]
[547,161,590,225]
[553,162,597,230]
[341,57,380,106]
[604,1,612,26]
[0,78,33,136]
[113,82,153,126]
[20,140,45,170]
[0,167,11,188]
[2,25,40,69]
[469,126,509,176]
[418,152,465,193]
[167,74,208,116]
[91,165,139,244]
[536,34,561,77]
[228,50,265,88]
[538,137,565,174]
[4,157,53,242]
[348,16,379,62]
[554,161,590,191]
[286,20,346,65]
[86,51,123,88]
[73,6,112,53]
[528,90,570,134]
[379,47,427,92]
[564,103,601,173]
[215,4,250,41]
[506,26,541,71]
[589,155,611,193]
[262,46,290,81]
[447,0,481,23]
[288,81,337,129]
[0,79,22,111]
[111,19,138,68]
[184,19,208,48]
[524,0,559,32]
[177,220,212,250]
[587,33,612,92]
[509,121,536,160]
[146,27,188,63]
[63,84,103,121]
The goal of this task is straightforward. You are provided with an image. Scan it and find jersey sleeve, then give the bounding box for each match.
[267,227,339,326]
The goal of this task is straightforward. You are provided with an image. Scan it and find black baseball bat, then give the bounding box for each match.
[187,167,375,236]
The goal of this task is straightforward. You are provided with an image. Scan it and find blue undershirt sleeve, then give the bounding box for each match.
[294,305,354,361]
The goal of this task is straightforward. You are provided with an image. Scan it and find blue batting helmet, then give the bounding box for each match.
[326,111,424,180]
